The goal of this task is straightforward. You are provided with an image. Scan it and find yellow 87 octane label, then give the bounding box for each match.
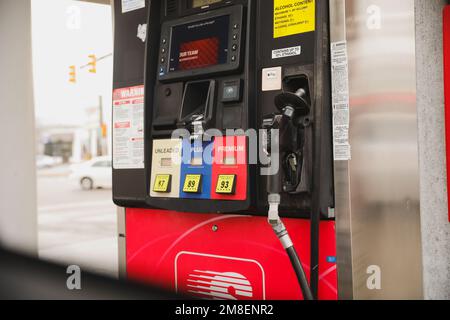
[153,174,171,193]
[183,174,202,193]
[216,175,236,194]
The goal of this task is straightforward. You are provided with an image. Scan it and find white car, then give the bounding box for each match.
[70,156,112,190]
[36,155,63,169]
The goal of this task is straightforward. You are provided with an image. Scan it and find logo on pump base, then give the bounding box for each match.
[186,270,253,300]
[175,251,265,300]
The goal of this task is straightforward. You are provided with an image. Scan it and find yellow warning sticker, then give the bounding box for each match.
[183,174,202,193]
[274,0,315,38]
[216,175,237,195]
[153,174,172,193]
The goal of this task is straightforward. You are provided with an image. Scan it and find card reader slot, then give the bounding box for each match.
[179,80,216,131]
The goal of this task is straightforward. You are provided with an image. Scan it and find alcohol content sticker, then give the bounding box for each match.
[272,46,302,59]
[274,0,316,38]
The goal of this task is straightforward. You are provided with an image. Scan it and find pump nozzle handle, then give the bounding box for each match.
[274,88,310,117]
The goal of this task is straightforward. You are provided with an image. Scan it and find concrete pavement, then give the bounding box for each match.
[37,172,118,278]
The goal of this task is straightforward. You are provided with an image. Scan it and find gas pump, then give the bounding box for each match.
[113,0,336,300]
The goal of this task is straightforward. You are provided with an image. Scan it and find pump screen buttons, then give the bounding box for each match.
[153,174,172,193]
[183,174,202,193]
[216,175,237,195]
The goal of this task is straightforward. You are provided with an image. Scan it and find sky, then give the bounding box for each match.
[32,0,113,127]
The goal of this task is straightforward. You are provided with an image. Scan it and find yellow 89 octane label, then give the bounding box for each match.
[153,174,171,193]
[183,174,202,193]
[216,175,236,194]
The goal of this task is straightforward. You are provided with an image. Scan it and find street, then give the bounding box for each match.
[37,167,118,278]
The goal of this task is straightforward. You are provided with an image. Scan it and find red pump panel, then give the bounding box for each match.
[126,209,337,300]
[444,5,450,222]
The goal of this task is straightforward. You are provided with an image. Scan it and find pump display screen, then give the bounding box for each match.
[169,15,230,72]
[191,0,222,8]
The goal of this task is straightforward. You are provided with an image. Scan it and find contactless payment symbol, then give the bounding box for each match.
[183,174,202,193]
[216,175,236,195]
[153,174,171,193]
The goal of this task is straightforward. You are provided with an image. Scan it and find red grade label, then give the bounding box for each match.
[211,136,247,201]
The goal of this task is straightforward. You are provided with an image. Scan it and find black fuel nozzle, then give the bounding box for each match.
[264,88,311,194]
[274,88,311,119]
[262,114,285,195]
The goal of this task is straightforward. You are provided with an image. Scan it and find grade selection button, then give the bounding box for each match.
[216,175,237,195]
[153,174,172,193]
[182,174,202,194]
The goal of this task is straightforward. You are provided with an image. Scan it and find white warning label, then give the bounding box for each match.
[113,85,145,170]
[121,0,145,13]
[272,46,302,59]
[331,41,351,161]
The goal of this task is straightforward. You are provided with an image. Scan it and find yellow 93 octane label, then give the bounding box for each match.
[216,175,236,195]
[183,174,202,193]
[274,0,315,38]
[153,174,171,193]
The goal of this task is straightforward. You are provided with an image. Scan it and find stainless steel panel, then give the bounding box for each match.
[331,0,423,299]
[117,206,127,280]
[329,0,354,300]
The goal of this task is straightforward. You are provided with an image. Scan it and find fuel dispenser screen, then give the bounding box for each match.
[191,0,223,8]
[169,15,230,72]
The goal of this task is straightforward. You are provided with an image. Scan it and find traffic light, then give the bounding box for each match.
[101,123,107,138]
[69,65,76,83]
[88,54,97,73]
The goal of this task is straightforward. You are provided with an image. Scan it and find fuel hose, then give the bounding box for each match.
[268,194,314,301]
